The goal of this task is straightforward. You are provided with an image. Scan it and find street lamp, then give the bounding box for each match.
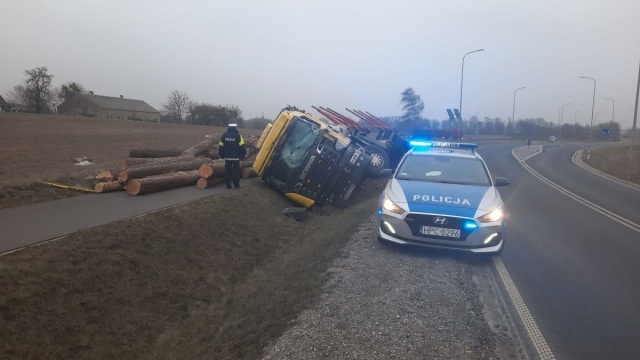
[604,97,615,123]
[459,48,484,128]
[512,86,527,126]
[560,103,571,140]
[579,76,596,151]
[574,109,581,140]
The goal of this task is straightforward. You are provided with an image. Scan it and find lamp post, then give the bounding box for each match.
[630,61,639,177]
[574,109,581,140]
[512,86,527,127]
[604,97,615,124]
[459,48,484,129]
[579,76,596,151]
[560,103,571,140]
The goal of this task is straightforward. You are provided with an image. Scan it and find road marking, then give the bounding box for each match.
[493,256,556,360]
[572,150,640,192]
[515,152,640,233]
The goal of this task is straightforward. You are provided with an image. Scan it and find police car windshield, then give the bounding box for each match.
[395,154,491,186]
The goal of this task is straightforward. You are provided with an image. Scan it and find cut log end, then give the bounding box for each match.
[196,177,224,189]
[95,181,124,193]
[240,167,257,179]
[95,170,114,182]
[125,180,142,196]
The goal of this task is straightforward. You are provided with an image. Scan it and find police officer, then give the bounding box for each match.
[218,123,246,189]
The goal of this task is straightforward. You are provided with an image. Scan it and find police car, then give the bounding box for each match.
[377,141,509,254]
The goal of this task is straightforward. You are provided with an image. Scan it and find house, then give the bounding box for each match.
[0,94,8,111]
[57,93,160,122]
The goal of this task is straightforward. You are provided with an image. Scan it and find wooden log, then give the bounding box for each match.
[129,148,184,158]
[95,170,115,182]
[198,160,226,179]
[117,158,212,183]
[116,155,196,168]
[199,160,254,178]
[182,137,218,157]
[126,170,201,196]
[95,181,124,193]
[203,146,221,160]
[240,167,257,178]
[196,177,225,189]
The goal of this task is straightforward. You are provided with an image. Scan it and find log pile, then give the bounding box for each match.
[92,133,260,196]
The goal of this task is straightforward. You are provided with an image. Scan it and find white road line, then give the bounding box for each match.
[516,151,640,233]
[494,145,640,358]
[493,256,556,360]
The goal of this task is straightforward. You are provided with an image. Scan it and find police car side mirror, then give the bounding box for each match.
[494,177,510,187]
[380,169,393,177]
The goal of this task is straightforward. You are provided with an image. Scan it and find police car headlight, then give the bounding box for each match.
[478,205,504,223]
[382,197,405,215]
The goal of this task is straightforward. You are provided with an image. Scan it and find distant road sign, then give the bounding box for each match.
[447,109,455,120]
[602,128,611,135]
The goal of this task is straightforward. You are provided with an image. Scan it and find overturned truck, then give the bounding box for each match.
[252,106,410,208]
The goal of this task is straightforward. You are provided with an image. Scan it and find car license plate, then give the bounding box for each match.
[350,149,362,164]
[420,226,460,238]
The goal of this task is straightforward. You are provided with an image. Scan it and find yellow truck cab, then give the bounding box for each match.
[253,106,371,208]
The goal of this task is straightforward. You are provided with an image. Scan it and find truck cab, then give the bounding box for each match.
[253,107,371,208]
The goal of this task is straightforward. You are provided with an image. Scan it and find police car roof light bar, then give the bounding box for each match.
[408,140,478,152]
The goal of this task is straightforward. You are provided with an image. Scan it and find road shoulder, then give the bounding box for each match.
[261,214,524,359]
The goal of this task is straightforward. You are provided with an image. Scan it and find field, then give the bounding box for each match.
[0,112,386,359]
[0,113,264,208]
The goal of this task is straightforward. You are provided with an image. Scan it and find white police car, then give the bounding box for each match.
[377,141,509,254]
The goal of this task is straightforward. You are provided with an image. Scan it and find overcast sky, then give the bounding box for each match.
[2,0,639,128]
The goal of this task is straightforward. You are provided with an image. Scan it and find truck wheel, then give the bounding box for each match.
[366,145,390,178]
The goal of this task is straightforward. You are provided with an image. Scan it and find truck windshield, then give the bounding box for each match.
[266,117,320,190]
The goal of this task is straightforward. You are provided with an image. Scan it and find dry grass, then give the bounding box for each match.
[586,145,640,185]
[0,179,386,360]
[0,176,95,209]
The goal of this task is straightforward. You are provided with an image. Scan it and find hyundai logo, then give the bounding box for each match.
[433,217,448,225]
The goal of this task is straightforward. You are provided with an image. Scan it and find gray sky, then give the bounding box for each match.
[2,0,639,128]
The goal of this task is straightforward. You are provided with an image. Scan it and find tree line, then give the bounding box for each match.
[3,67,86,113]
[390,87,623,140]
[3,67,247,128]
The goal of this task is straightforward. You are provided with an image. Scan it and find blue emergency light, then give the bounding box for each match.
[408,140,478,151]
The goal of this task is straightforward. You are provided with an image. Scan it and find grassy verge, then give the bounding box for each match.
[0,180,385,360]
[586,145,640,185]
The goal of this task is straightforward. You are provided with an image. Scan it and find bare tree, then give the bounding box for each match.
[162,90,190,123]
[24,66,54,113]
[5,85,31,109]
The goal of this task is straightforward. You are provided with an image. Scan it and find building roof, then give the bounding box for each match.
[0,94,6,105]
[77,94,159,113]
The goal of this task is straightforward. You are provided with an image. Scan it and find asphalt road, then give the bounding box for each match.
[0,181,247,254]
[479,142,640,360]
